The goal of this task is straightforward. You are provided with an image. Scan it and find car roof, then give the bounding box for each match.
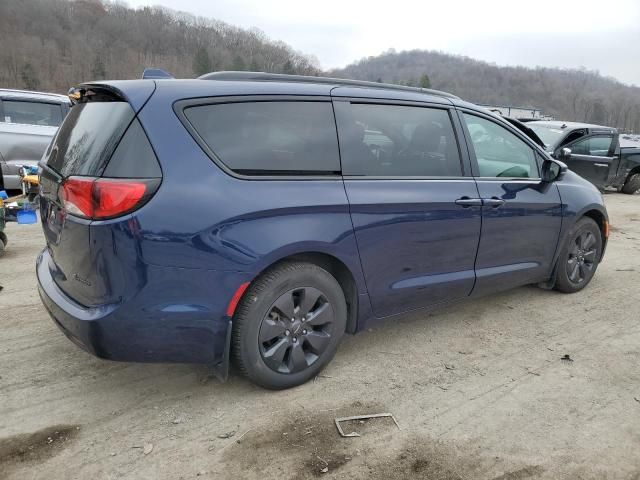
[527,120,617,134]
[88,72,461,107]
[0,88,70,104]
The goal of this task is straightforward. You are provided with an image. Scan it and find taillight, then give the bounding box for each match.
[60,176,159,220]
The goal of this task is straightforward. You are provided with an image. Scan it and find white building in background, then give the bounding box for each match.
[479,104,554,121]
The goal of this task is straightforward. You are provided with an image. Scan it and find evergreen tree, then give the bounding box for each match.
[419,74,431,88]
[20,63,40,90]
[232,54,246,71]
[91,55,107,80]
[192,47,212,76]
[282,59,295,74]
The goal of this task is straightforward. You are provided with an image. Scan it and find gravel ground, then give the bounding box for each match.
[1,193,639,480]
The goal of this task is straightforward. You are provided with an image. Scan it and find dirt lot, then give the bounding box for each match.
[1,194,640,480]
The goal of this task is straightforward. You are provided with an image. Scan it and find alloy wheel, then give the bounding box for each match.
[258,287,335,374]
[566,230,597,284]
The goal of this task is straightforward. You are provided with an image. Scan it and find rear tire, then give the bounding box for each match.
[621,173,640,194]
[232,261,347,389]
[0,232,6,257]
[554,217,602,293]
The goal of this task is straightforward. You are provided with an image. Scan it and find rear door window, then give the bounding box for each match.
[45,102,135,177]
[333,102,462,176]
[184,101,340,175]
[1,100,63,126]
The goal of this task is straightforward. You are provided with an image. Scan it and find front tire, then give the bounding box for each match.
[621,173,640,195]
[232,262,347,389]
[554,217,602,293]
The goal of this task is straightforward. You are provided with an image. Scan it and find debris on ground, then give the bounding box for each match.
[143,443,153,455]
[334,413,400,438]
[561,354,573,363]
[444,363,455,370]
[217,429,237,439]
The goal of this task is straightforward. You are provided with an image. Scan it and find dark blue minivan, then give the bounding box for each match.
[37,73,609,389]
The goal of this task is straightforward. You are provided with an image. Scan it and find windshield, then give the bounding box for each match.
[528,124,566,150]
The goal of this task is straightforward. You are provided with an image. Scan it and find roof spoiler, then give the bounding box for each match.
[142,68,174,80]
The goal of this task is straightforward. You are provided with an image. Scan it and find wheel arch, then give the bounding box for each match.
[626,165,640,180]
[542,205,609,290]
[581,208,608,252]
[251,251,361,334]
[622,166,640,193]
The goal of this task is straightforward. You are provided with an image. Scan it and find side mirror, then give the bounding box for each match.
[558,147,572,161]
[541,159,567,182]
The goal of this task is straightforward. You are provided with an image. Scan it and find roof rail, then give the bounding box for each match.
[198,71,459,100]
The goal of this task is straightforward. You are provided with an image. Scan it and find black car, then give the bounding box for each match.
[527,121,640,193]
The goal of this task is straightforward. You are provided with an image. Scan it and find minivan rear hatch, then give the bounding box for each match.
[39,86,160,306]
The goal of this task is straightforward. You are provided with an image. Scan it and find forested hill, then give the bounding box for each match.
[0,0,319,93]
[330,49,640,132]
[2,1,639,132]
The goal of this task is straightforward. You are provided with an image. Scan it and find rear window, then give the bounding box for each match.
[184,101,340,175]
[1,100,63,127]
[45,102,134,177]
[333,102,462,177]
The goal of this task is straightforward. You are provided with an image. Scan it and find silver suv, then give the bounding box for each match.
[0,89,70,190]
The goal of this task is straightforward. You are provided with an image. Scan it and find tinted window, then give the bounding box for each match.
[103,119,161,178]
[570,135,612,156]
[45,102,134,177]
[185,101,340,174]
[1,100,63,127]
[334,102,462,176]
[463,114,538,178]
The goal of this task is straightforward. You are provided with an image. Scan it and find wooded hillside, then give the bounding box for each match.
[0,0,319,93]
[1,1,639,132]
[330,49,640,132]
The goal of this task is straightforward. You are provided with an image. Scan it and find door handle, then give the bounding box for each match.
[483,197,505,208]
[594,163,609,168]
[455,197,483,207]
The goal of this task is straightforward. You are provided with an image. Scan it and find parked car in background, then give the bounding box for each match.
[0,89,70,190]
[37,73,608,389]
[527,121,640,194]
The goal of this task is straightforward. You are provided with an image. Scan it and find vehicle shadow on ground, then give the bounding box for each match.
[51,284,551,398]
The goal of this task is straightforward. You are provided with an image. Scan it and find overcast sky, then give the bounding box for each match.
[126,0,640,86]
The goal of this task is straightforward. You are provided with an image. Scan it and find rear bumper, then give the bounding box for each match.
[36,248,238,366]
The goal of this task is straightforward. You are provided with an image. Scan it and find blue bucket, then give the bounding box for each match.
[17,209,37,224]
